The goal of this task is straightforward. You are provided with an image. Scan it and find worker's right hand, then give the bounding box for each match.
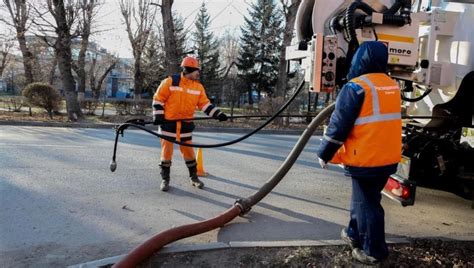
[318,158,328,169]
[153,115,164,125]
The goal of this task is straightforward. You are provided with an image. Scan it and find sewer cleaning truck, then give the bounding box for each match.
[286,0,474,206]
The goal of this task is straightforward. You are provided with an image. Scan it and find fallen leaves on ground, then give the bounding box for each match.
[139,239,473,267]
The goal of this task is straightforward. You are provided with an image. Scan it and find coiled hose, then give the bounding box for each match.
[343,1,375,42]
[112,102,336,268]
[343,0,411,43]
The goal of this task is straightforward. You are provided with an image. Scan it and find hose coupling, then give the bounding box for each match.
[234,199,252,216]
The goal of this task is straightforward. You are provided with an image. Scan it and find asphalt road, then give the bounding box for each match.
[1,126,473,267]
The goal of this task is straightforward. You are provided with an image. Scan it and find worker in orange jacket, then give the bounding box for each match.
[152,56,228,191]
[317,42,401,265]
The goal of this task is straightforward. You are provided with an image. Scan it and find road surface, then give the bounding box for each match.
[1,126,472,267]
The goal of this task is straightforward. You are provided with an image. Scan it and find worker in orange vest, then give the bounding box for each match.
[152,56,228,191]
[317,41,401,265]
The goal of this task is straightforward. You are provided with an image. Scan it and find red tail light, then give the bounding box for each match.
[383,175,416,206]
[402,187,410,200]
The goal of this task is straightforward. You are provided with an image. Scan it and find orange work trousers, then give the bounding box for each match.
[160,139,195,162]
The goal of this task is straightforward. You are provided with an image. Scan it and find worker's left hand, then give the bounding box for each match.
[217,113,228,122]
[318,158,327,169]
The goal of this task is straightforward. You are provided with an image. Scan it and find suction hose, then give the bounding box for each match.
[112,102,336,268]
[239,102,335,208]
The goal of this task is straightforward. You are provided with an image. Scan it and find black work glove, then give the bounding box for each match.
[153,115,164,125]
[217,113,228,122]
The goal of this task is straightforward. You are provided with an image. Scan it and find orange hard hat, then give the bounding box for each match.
[181,56,200,69]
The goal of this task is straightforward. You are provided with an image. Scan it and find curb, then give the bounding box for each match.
[0,120,116,129]
[0,120,322,135]
[67,238,410,268]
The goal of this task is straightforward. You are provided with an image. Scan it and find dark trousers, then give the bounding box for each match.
[347,175,389,260]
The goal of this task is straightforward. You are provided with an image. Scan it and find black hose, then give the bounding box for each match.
[340,0,412,79]
[344,1,375,42]
[382,13,409,26]
[386,0,402,15]
[403,115,451,120]
[110,80,306,171]
[401,87,432,102]
[125,114,328,125]
[343,0,412,44]
[238,102,336,211]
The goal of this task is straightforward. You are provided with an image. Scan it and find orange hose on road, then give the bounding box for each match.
[113,205,242,268]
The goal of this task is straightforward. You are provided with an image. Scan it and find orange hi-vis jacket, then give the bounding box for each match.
[153,74,221,142]
[330,73,402,167]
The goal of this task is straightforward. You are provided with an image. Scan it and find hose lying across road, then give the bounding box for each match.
[110,80,306,172]
[112,102,336,268]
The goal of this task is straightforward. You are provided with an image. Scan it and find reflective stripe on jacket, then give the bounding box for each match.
[330,73,402,167]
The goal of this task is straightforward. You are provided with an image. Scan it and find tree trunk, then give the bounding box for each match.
[247,89,253,105]
[57,44,82,120]
[95,62,115,98]
[230,80,235,123]
[75,0,94,100]
[17,34,35,84]
[89,58,97,97]
[0,49,9,77]
[133,55,143,99]
[49,55,57,85]
[275,0,301,97]
[49,0,83,121]
[5,0,35,84]
[120,0,155,100]
[161,0,179,74]
[75,43,87,100]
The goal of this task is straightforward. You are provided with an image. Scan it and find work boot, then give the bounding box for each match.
[159,161,171,192]
[352,248,383,267]
[186,160,204,189]
[160,179,169,192]
[341,228,360,249]
[190,176,204,189]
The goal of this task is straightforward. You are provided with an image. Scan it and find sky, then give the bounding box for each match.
[91,0,251,58]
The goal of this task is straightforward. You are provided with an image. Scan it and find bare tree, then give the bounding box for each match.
[142,30,164,96]
[1,0,35,84]
[72,0,101,100]
[142,13,187,97]
[219,30,240,112]
[26,36,57,83]
[275,0,301,97]
[119,0,156,99]
[32,0,83,121]
[220,30,239,73]
[89,53,116,98]
[0,33,13,77]
[151,0,179,74]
